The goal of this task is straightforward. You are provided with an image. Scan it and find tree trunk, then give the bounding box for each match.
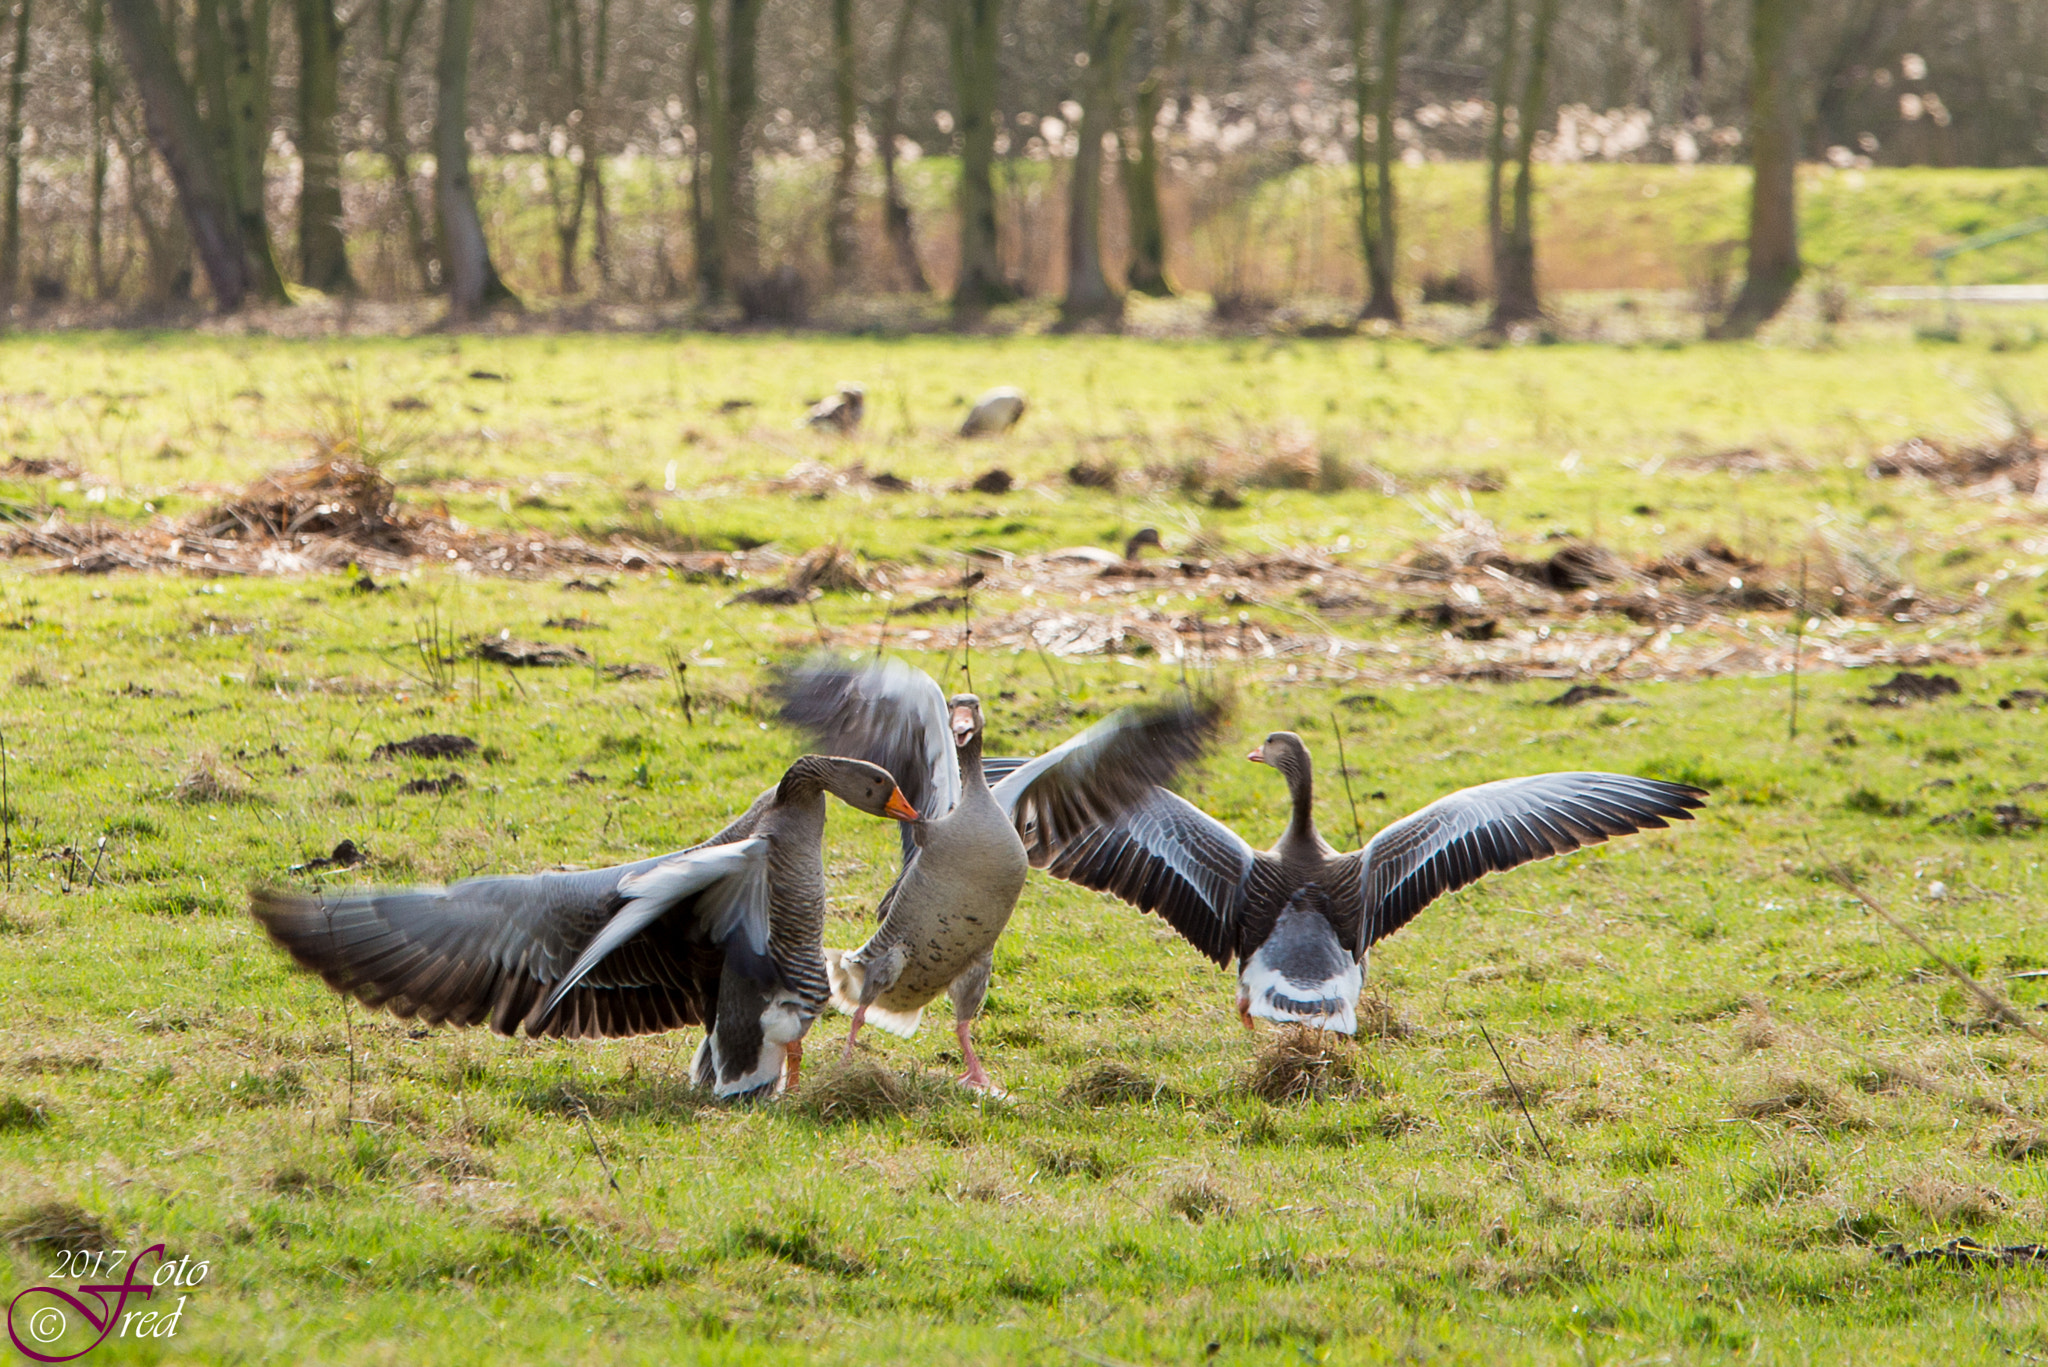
[0,0,29,305]
[688,0,719,296]
[107,0,252,309]
[436,0,516,316]
[713,0,764,295]
[1360,0,1404,321]
[826,0,859,285]
[294,0,354,293]
[1120,0,1181,297]
[947,0,1010,318]
[1711,0,1803,339]
[1490,0,1555,328]
[197,0,290,301]
[874,0,926,291]
[584,0,611,289]
[544,0,590,292]
[1482,0,1515,285]
[1060,0,1131,326]
[1682,0,1706,121]
[88,0,114,298]
[375,0,433,291]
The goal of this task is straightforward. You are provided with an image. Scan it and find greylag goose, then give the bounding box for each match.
[249,756,919,1100]
[1025,731,1706,1032]
[777,657,1221,1091]
[805,384,866,433]
[959,386,1027,437]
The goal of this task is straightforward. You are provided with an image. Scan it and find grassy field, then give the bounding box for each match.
[3,329,2048,1363]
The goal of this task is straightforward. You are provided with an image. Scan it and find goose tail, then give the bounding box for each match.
[824,948,924,1037]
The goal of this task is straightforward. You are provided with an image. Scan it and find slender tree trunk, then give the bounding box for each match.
[203,0,290,301]
[294,0,354,292]
[1482,0,1515,285]
[1682,0,1707,121]
[544,0,589,292]
[1357,0,1404,321]
[1121,0,1181,297]
[0,0,29,305]
[708,0,764,298]
[1711,0,1803,339]
[88,0,114,298]
[436,0,515,316]
[826,0,859,285]
[107,0,252,309]
[375,0,433,290]
[948,0,1010,318]
[688,0,719,296]
[584,0,610,289]
[874,0,926,291]
[1490,0,1555,327]
[1061,0,1131,325]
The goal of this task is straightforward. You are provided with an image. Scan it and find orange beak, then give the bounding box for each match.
[883,787,921,821]
[1247,744,1267,764]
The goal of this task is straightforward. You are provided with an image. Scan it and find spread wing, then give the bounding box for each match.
[1339,772,1707,951]
[1033,787,1257,967]
[774,655,959,852]
[991,694,1225,850]
[251,835,774,1040]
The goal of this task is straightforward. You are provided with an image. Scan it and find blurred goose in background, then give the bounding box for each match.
[250,756,919,1100]
[1041,526,1162,570]
[1025,731,1706,1033]
[805,384,866,433]
[777,656,1221,1091]
[959,386,1027,437]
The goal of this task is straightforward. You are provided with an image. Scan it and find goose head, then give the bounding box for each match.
[805,755,921,821]
[947,694,985,750]
[1246,731,1313,785]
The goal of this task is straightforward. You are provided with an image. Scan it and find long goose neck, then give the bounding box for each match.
[1281,752,1319,849]
[774,757,830,809]
[956,731,987,791]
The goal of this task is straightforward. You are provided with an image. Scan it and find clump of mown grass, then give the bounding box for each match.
[3,1199,111,1254]
[725,1217,872,1278]
[172,755,255,804]
[1355,986,1416,1041]
[789,1058,953,1122]
[1164,1177,1234,1223]
[1240,1026,1379,1104]
[1892,1173,2010,1227]
[1735,1072,1868,1132]
[1732,1004,1779,1053]
[1990,1123,2048,1162]
[1025,1140,1126,1180]
[0,1093,49,1131]
[1059,1060,1174,1107]
[1739,1149,1828,1205]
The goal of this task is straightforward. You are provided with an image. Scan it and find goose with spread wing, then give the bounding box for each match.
[777,657,1222,1091]
[250,756,919,1100]
[1026,731,1706,1033]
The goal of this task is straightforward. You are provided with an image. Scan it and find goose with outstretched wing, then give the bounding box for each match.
[250,756,919,1099]
[776,656,1223,1092]
[1027,731,1706,1033]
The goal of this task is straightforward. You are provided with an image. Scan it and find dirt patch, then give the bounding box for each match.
[729,544,871,605]
[768,461,911,497]
[1880,1237,2048,1269]
[290,839,364,871]
[968,467,1014,494]
[542,615,604,631]
[195,456,410,550]
[1869,433,2047,494]
[0,457,83,480]
[399,772,467,796]
[371,734,478,760]
[1862,672,1961,706]
[478,638,590,667]
[1545,683,1629,707]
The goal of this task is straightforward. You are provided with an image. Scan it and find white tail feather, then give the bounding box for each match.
[824,948,925,1037]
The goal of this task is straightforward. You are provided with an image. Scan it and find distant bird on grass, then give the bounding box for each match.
[250,757,919,1100]
[959,387,1027,437]
[805,384,866,433]
[1041,526,1162,570]
[777,656,1222,1093]
[1024,731,1706,1033]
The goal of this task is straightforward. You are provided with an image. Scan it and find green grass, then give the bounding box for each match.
[3,330,2048,1362]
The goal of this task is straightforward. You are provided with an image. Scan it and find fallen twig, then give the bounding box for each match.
[1478,1023,1555,1163]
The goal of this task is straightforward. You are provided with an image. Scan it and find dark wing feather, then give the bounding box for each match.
[251,821,777,1039]
[990,694,1226,856]
[1340,772,1706,951]
[773,656,957,823]
[1037,787,1257,966]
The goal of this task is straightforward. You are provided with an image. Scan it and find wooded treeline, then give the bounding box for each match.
[2,0,2042,333]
